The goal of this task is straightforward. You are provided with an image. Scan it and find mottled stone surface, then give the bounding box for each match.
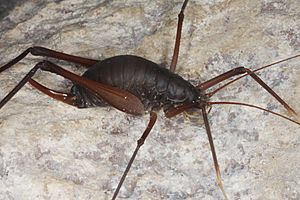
[0,0,299,200]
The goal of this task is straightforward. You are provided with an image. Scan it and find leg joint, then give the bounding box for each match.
[36,60,55,72]
[30,46,48,56]
[233,66,247,74]
[137,138,145,147]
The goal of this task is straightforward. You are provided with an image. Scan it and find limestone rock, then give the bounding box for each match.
[0,0,299,199]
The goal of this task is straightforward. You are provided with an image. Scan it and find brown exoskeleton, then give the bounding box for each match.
[0,0,299,199]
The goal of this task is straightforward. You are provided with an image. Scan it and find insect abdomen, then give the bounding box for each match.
[72,55,200,110]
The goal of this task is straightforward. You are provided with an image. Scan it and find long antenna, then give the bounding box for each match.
[207,54,300,97]
[208,101,300,126]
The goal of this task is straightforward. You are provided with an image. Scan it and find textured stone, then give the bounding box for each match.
[0,0,299,200]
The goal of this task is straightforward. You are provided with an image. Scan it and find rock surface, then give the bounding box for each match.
[0,0,299,200]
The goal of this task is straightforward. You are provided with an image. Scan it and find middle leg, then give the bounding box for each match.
[112,111,157,200]
[170,0,189,72]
